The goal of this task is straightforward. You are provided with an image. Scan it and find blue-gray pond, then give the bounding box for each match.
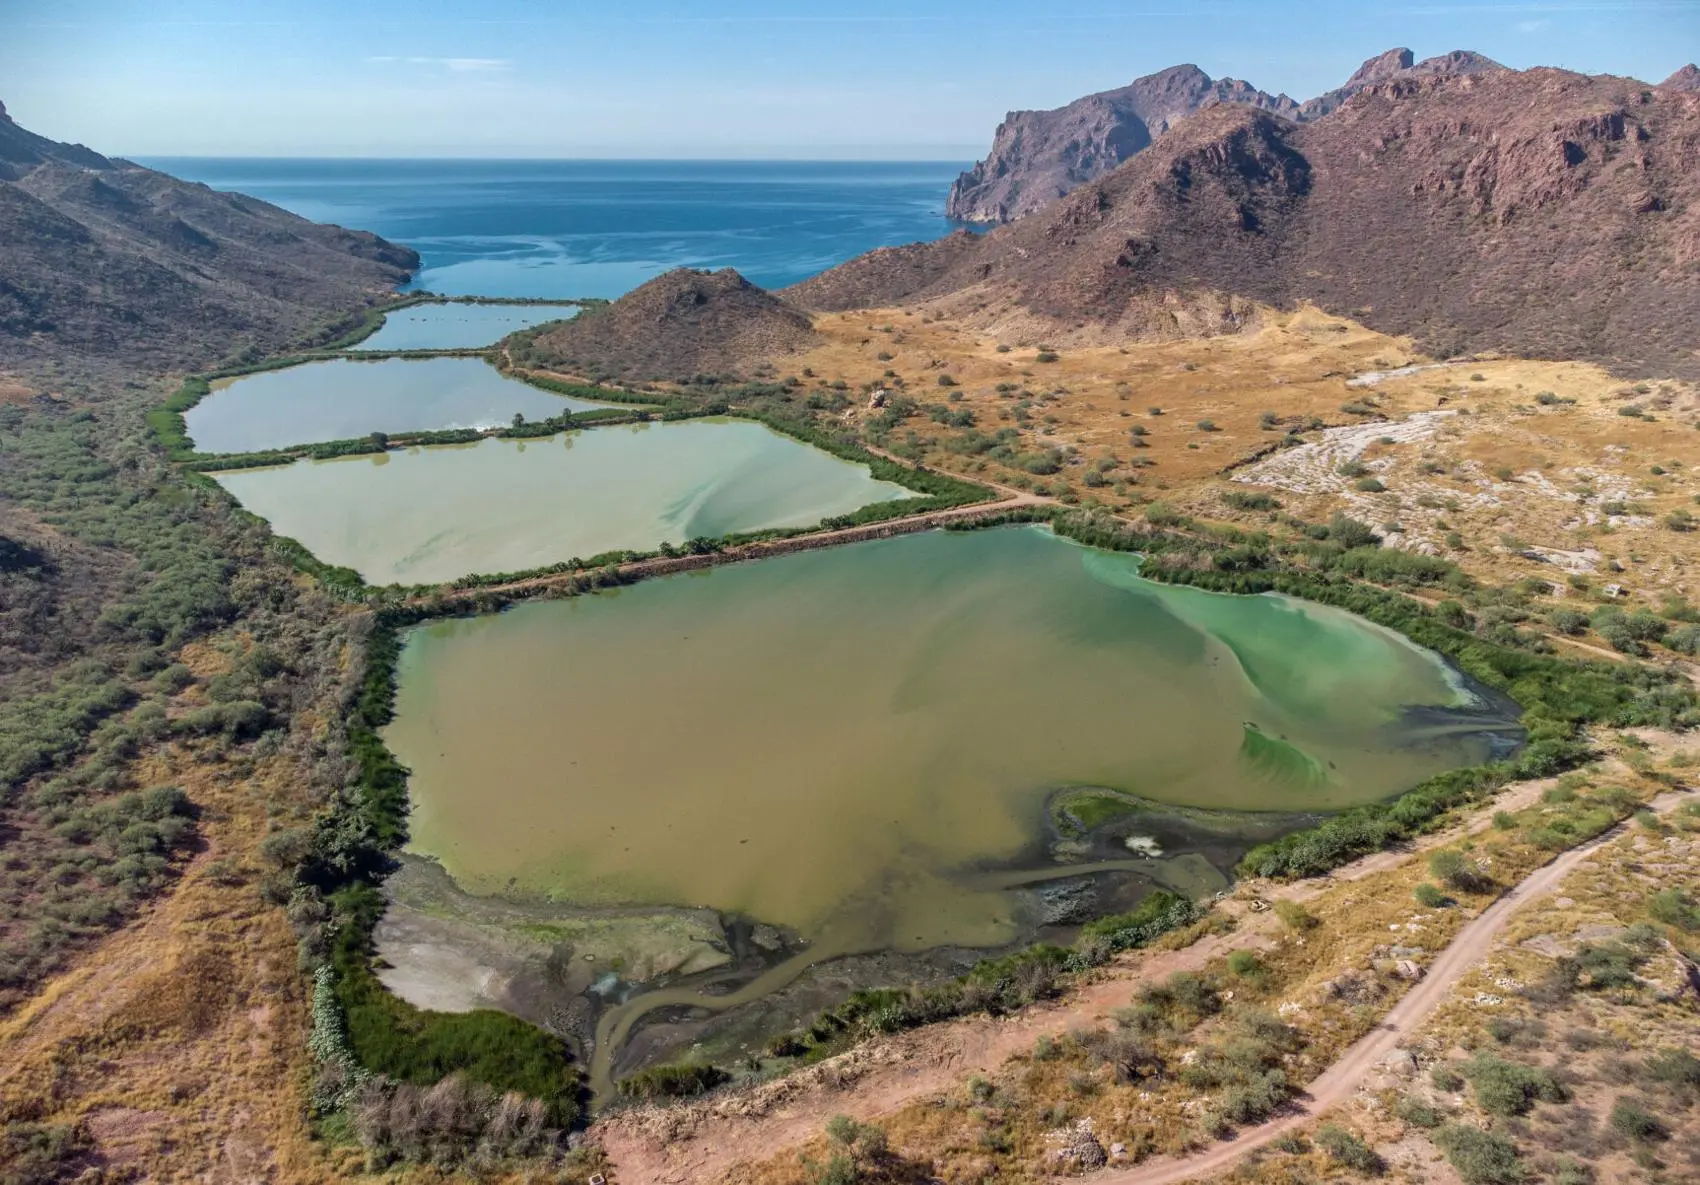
[352,302,580,351]
[184,357,611,454]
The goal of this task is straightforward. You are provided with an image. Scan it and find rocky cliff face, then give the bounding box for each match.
[946,48,1504,224]
[945,64,1298,223]
[0,100,418,369]
[795,67,1700,379]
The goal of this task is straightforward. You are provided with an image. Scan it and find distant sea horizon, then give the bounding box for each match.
[141,157,977,300]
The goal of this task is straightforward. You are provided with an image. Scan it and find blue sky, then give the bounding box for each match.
[2,0,1695,157]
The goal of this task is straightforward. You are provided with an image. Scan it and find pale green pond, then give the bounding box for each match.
[352,303,580,351]
[185,357,611,454]
[386,526,1503,959]
[213,418,910,585]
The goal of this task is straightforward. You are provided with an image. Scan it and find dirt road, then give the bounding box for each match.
[596,788,1686,1183]
[1093,788,1691,1185]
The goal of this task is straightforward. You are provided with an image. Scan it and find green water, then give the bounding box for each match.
[213,418,910,585]
[185,357,612,454]
[352,303,580,351]
[386,526,1495,951]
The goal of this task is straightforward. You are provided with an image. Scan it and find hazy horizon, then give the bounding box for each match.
[5,0,1696,159]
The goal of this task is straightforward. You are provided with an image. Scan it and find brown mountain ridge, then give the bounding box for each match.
[792,65,1700,380]
[945,47,1504,223]
[0,99,418,370]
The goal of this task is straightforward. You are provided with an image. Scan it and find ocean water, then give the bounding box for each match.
[140,158,970,299]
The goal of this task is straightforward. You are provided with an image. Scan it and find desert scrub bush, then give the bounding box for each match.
[351,1073,565,1169]
[1434,1124,1524,1185]
[1078,1027,1162,1083]
[1430,849,1492,893]
[1646,888,1700,932]
[1608,1099,1667,1142]
[1180,1009,1302,1108]
[1226,950,1266,981]
[1222,490,1280,511]
[1432,1064,1467,1093]
[1355,476,1387,492]
[1131,970,1223,1032]
[1316,1123,1384,1173]
[1414,883,1449,908]
[1273,899,1317,932]
[1461,1052,1567,1115]
[1395,1094,1444,1128]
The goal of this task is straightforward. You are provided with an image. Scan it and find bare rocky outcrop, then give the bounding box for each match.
[0,98,417,370]
[790,66,1700,379]
[1660,63,1700,91]
[946,48,1505,224]
[526,267,818,383]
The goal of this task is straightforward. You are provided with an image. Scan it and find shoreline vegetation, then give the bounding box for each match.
[287,514,1696,1127]
[136,307,1699,1155]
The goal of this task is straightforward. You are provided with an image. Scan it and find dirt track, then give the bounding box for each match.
[1090,787,1691,1185]
[596,788,1689,1184]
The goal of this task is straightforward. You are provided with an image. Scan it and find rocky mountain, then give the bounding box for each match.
[527,267,818,383]
[0,99,418,370]
[1661,64,1700,91]
[946,48,1503,223]
[945,64,1298,223]
[793,66,1700,379]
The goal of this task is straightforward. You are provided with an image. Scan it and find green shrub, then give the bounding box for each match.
[617,1062,728,1100]
[1430,850,1491,893]
[1646,888,1700,931]
[1414,883,1448,908]
[1395,1094,1444,1128]
[1461,1052,1566,1115]
[1608,1099,1666,1142]
[1226,950,1265,979]
[1273,899,1317,932]
[1355,476,1387,492]
[1434,1124,1524,1185]
[1315,1123,1383,1173]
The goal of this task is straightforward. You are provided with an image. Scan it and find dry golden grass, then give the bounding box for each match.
[776,306,1700,621]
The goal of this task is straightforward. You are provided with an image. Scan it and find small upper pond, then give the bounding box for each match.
[212,418,910,585]
[386,526,1511,955]
[352,302,580,351]
[184,357,611,454]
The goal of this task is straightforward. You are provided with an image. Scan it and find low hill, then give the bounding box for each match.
[525,267,819,383]
[791,67,1700,379]
[945,48,1503,224]
[0,98,417,370]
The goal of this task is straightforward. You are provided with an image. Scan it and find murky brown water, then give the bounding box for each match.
[383,525,1515,1093]
[390,526,1495,938]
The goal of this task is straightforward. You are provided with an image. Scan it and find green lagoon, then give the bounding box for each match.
[386,526,1502,956]
[213,417,910,585]
[353,302,580,351]
[184,357,610,454]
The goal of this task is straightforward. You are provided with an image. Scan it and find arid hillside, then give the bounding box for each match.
[0,99,417,370]
[524,266,819,382]
[792,67,1700,380]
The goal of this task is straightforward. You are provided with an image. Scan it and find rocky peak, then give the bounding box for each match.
[0,99,10,123]
[945,63,1296,222]
[1344,48,1416,89]
[1660,64,1700,91]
